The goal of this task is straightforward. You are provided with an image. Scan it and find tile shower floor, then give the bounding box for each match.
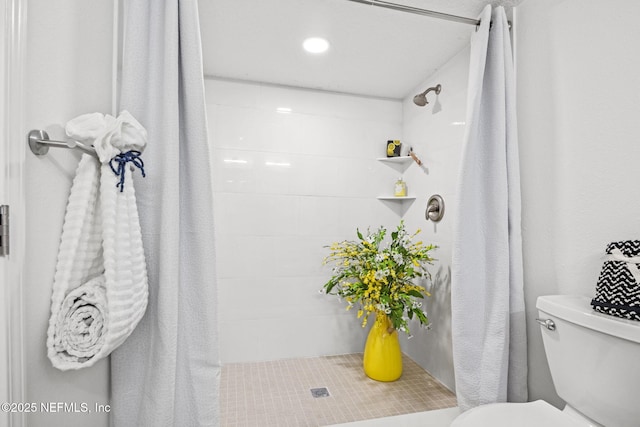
[220,353,457,427]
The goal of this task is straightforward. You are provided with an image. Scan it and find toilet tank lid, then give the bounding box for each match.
[537,295,640,344]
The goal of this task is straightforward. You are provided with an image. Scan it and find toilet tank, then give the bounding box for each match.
[537,295,640,427]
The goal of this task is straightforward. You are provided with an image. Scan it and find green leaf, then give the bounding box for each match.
[408,289,424,298]
[357,229,363,240]
[416,310,428,323]
[391,231,398,240]
[324,281,337,294]
[408,311,414,320]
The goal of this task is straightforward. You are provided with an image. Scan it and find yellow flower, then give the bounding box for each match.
[322,222,435,335]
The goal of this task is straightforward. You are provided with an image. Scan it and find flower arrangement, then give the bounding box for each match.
[321,221,436,335]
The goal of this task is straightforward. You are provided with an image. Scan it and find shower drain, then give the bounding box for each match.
[310,387,330,398]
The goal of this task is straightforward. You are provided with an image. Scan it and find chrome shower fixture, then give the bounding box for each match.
[413,84,442,107]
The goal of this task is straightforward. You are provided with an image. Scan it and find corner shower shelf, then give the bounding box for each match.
[376,196,416,217]
[376,196,416,201]
[376,156,413,174]
[377,156,416,216]
[376,156,413,165]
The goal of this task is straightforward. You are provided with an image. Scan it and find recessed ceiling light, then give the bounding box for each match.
[303,37,330,54]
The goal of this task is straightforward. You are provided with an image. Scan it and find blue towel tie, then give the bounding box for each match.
[109,150,146,192]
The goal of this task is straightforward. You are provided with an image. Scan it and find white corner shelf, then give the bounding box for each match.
[376,156,413,165]
[377,156,417,216]
[376,196,416,201]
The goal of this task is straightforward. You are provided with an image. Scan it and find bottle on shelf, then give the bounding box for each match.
[394,177,407,197]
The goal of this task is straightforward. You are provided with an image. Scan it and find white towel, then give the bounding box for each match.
[47,111,149,370]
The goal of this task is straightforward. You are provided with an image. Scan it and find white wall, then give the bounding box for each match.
[205,78,404,363]
[399,47,469,392]
[1,4,11,424]
[23,0,113,425]
[516,0,640,408]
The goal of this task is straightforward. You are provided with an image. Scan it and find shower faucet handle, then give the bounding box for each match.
[425,194,445,222]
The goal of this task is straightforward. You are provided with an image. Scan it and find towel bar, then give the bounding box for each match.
[28,129,98,157]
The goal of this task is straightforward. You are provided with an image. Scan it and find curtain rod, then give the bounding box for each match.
[343,0,481,27]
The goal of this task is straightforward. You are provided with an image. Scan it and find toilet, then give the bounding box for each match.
[452,295,640,427]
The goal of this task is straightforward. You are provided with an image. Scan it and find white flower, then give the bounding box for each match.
[392,253,404,265]
[373,302,392,315]
[374,270,389,280]
[375,254,385,262]
[419,322,432,330]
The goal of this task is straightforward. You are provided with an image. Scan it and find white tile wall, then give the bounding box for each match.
[206,78,404,363]
[399,47,470,393]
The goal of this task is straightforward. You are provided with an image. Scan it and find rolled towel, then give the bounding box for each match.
[50,276,107,364]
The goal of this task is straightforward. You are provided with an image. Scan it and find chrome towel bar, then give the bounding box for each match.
[28,129,97,157]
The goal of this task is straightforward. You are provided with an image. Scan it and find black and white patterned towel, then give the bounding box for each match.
[591,240,640,321]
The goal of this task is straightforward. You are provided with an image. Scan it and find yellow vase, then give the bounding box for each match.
[363,313,402,381]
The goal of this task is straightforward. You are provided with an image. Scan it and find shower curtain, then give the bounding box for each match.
[111,0,220,426]
[451,5,527,411]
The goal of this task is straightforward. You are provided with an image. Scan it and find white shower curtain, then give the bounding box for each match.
[111,0,220,426]
[451,5,527,411]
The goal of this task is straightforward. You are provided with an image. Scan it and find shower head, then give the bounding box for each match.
[413,84,442,107]
[413,94,428,106]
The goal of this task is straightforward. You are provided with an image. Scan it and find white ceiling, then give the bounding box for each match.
[199,0,523,99]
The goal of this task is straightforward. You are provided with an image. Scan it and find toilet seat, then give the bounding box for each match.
[451,400,587,427]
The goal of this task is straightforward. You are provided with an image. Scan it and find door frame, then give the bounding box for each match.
[2,0,27,426]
